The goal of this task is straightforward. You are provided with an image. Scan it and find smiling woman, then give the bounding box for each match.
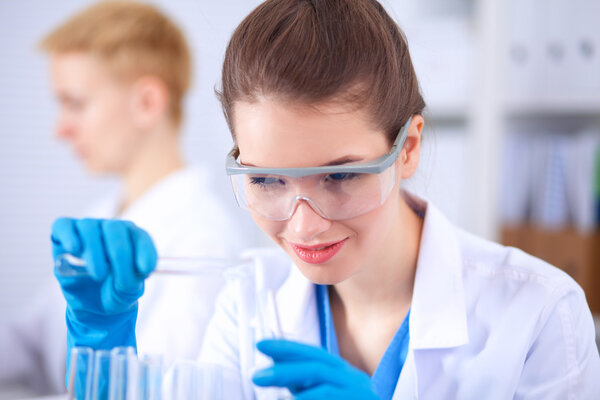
[48,0,600,399]
[199,0,600,398]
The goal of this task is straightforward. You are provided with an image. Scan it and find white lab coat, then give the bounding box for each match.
[200,192,600,400]
[0,165,260,394]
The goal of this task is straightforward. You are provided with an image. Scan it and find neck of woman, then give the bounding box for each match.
[331,196,423,317]
[328,196,423,374]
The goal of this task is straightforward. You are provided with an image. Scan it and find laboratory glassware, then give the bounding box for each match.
[62,255,290,399]
[54,253,252,277]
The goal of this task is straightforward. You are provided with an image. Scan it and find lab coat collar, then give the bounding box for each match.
[83,187,120,219]
[83,165,211,228]
[403,191,469,350]
[120,165,209,223]
[117,166,213,254]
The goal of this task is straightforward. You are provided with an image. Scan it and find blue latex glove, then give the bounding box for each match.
[51,218,157,386]
[252,339,380,400]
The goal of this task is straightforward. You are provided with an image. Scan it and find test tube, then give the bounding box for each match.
[136,354,163,400]
[252,289,294,400]
[90,350,111,400]
[54,253,252,277]
[108,346,137,400]
[68,347,94,400]
[62,257,291,399]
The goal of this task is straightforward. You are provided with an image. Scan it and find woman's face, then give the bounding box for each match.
[233,99,416,285]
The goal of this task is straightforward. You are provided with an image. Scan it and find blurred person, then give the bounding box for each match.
[0,1,254,395]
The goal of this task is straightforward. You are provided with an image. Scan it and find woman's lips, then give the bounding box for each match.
[289,239,347,264]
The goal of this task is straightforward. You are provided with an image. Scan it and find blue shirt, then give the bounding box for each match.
[315,284,410,400]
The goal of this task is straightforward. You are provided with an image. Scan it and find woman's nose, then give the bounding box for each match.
[286,200,332,242]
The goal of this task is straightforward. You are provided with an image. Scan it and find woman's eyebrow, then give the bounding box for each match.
[240,156,364,168]
[321,156,363,167]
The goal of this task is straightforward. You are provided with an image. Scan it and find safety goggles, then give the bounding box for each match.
[225,117,411,221]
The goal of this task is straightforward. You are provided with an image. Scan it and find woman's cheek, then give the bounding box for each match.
[251,214,284,242]
[350,196,399,254]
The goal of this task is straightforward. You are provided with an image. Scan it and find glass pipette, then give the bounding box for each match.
[54,253,252,277]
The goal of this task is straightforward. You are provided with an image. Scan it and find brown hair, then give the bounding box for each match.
[40,1,191,127]
[219,0,425,143]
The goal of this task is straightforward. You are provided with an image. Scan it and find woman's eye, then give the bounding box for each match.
[60,96,86,112]
[325,172,358,182]
[69,100,85,111]
[249,176,285,187]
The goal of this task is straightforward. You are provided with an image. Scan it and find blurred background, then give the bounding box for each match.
[0,0,599,397]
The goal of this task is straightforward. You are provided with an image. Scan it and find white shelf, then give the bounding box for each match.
[505,98,600,118]
[396,0,600,240]
[424,103,470,122]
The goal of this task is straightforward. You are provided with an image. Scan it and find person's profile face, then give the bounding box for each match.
[232,99,406,285]
[49,52,144,174]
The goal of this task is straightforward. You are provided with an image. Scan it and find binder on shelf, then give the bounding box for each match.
[405,16,473,112]
[530,133,572,230]
[505,0,600,114]
[502,128,600,232]
[500,132,534,225]
[571,0,600,101]
[543,0,572,101]
[505,0,545,105]
[564,130,600,233]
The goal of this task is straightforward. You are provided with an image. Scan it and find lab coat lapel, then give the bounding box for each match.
[119,167,211,253]
[275,263,320,346]
[83,188,120,219]
[393,194,469,399]
[410,200,468,349]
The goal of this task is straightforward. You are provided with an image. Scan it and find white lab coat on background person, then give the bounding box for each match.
[200,191,600,400]
[0,164,258,394]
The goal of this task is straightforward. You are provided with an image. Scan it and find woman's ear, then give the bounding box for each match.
[130,76,170,130]
[398,115,424,180]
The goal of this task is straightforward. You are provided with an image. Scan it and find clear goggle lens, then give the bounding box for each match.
[230,161,397,221]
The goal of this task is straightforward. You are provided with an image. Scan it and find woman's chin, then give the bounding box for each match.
[291,257,353,286]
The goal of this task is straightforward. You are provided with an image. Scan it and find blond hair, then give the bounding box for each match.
[40,1,191,126]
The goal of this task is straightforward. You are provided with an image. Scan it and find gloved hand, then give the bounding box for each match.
[51,218,157,386]
[252,339,380,400]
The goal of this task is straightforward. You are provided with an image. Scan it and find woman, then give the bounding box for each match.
[52,0,600,399]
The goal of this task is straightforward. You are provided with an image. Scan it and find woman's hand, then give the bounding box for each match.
[51,217,157,385]
[253,339,380,400]
[52,217,157,316]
